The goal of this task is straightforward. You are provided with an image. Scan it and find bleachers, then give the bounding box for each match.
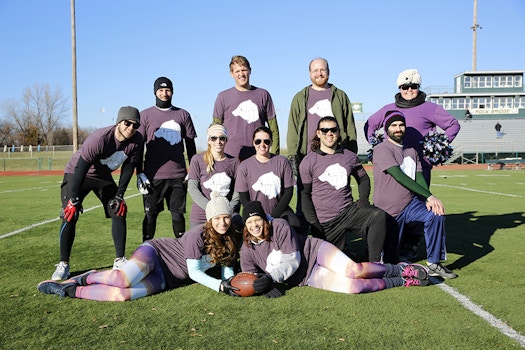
[354,118,525,161]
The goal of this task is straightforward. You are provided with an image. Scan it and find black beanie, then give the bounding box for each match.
[242,201,267,224]
[383,110,405,130]
[153,77,173,94]
[116,106,140,125]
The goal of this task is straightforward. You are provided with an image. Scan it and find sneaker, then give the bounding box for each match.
[51,261,70,280]
[113,257,128,269]
[37,280,76,297]
[404,278,431,287]
[399,263,428,280]
[427,263,458,279]
[68,270,97,286]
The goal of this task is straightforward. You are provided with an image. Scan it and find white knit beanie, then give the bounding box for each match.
[205,192,232,221]
[397,69,422,87]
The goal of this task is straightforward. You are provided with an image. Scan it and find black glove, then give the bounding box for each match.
[264,287,283,298]
[108,195,127,218]
[136,173,152,195]
[253,274,273,294]
[63,197,82,222]
[220,277,240,297]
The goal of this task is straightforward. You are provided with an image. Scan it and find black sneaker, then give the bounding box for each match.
[37,280,75,297]
[399,263,428,280]
[427,263,458,279]
[69,270,96,286]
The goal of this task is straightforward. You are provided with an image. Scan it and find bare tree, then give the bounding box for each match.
[0,83,69,146]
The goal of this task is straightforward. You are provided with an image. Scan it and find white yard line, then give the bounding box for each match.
[433,184,524,198]
[0,193,141,239]
[437,283,525,347]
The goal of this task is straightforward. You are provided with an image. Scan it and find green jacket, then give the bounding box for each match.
[286,84,357,159]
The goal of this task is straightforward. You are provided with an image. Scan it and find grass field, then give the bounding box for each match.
[0,167,524,349]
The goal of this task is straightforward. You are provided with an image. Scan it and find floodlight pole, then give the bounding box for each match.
[71,0,79,151]
[471,0,481,71]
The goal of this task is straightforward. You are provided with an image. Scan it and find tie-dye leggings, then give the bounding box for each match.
[75,243,166,301]
[306,241,396,294]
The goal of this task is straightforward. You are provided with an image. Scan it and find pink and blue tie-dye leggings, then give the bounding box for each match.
[75,243,166,301]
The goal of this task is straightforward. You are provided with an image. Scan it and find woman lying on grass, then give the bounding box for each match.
[37,193,242,301]
[242,201,430,298]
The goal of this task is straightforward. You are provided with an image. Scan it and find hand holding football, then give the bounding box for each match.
[230,272,258,297]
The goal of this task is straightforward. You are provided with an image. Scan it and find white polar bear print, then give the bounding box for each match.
[400,156,416,180]
[232,99,259,123]
[265,249,297,278]
[318,163,348,190]
[154,120,182,146]
[308,99,334,118]
[100,151,128,170]
[251,172,281,199]
[202,172,232,197]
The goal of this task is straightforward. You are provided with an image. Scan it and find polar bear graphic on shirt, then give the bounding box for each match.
[308,99,333,118]
[232,100,259,124]
[318,163,348,190]
[251,172,281,199]
[203,172,232,197]
[100,151,128,170]
[400,156,416,180]
[154,120,182,146]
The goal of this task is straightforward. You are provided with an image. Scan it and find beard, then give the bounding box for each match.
[387,130,404,144]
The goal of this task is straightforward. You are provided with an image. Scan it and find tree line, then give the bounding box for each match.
[0,83,93,147]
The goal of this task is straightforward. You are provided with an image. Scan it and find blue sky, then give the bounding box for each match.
[1,0,524,150]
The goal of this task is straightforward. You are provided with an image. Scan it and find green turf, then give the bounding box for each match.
[0,169,524,349]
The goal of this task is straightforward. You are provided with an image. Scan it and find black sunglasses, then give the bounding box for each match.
[123,120,140,129]
[209,136,227,142]
[319,127,339,134]
[254,139,271,145]
[400,84,420,90]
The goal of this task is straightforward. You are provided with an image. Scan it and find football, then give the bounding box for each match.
[230,272,258,297]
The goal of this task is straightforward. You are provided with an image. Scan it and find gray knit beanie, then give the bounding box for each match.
[205,192,232,221]
[116,106,140,126]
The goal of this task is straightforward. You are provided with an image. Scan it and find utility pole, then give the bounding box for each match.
[471,0,481,71]
[70,0,79,151]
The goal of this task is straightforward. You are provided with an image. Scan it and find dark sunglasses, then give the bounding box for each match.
[254,139,271,146]
[123,120,140,129]
[319,127,339,134]
[400,84,420,90]
[209,136,227,142]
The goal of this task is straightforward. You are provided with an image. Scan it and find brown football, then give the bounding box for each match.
[230,272,258,297]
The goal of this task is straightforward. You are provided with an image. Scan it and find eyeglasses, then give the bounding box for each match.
[123,120,140,129]
[254,139,271,146]
[400,84,420,90]
[319,127,339,134]
[209,136,227,142]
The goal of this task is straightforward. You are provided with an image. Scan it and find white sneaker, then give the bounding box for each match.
[51,261,70,280]
[113,257,128,269]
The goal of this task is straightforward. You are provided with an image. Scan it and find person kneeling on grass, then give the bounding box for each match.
[37,193,242,301]
[241,201,431,298]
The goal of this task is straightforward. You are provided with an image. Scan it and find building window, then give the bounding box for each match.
[515,96,525,108]
[443,98,452,110]
[515,75,523,88]
[472,97,491,109]
[464,76,471,88]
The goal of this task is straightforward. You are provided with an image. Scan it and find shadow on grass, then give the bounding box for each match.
[445,211,525,270]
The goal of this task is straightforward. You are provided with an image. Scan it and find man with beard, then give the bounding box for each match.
[299,117,396,263]
[372,110,458,279]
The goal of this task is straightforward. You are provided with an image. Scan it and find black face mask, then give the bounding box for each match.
[155,96,172,109]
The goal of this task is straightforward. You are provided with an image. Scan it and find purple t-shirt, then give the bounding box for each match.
[372,141,421,217]
[299,149,367,223]
[138,106,197,180]
[235,155,295,216]
[365,101,460,170]
[188,153,239,223]
[147,225,207,289]
[240,218,323,287]
[64,125,143,180]
[212,86,276,158]
[306,87,333,152]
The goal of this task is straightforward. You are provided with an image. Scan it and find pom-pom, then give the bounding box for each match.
[367,133,384,161]
[420,131,453,165]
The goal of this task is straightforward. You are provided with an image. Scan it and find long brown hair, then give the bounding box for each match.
[203,220,239,266]
[242,219,272,247]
